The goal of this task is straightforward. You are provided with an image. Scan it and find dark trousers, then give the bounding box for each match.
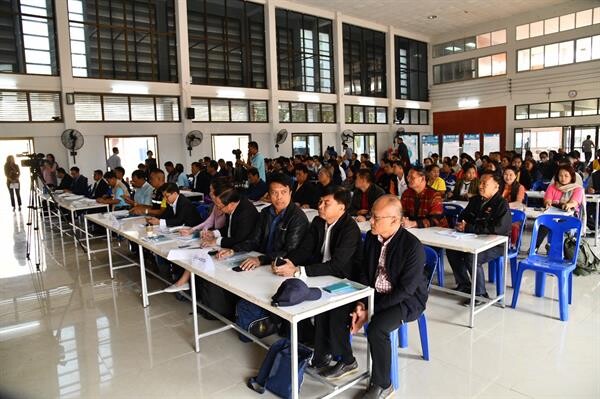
[447,245,505,296]
[7,184,21,208]
[584,151,592,164]
[367,304,408,389]
[314,304,354,364]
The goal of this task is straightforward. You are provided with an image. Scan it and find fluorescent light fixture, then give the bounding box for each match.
[216,89,246,98]
[112,83,148,94]
[465,42,476,48]
[358,97,376,106]
[0,321,40,335]
[458,99,480,108]
[297,93,320,102]
[405,101,421,109]
[0,77,17,89]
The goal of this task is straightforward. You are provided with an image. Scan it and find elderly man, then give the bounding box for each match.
[350,195,427,399]
[275,186,363,378]
[349,168,385,222]
[446,172,511,304]
[401,167,448,228]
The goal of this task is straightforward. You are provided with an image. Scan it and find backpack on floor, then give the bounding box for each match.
[246,338,313,399]
[564,237,600,276]
[236,299,278,342]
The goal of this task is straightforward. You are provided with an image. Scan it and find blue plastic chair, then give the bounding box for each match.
[487,209,527,291]
[510,215,582,321]
[434,203,465,287]
[196,203,211,221]
[531,180,549,191]
[397,246,436,362]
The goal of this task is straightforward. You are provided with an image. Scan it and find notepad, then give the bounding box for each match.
[323,281,359,294]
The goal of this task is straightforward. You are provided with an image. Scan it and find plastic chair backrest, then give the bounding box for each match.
[510,209,527,252]
[443,204,464,228]
[531,180,546,191]
[423,246,438,290]
[529,214,582,266]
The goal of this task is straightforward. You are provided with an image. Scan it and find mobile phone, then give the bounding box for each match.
[275,257,286,266]
[208,250,218,256]
[232,266,244,272]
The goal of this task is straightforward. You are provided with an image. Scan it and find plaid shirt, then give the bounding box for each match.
[401,187,448,228]
[374,232,396,293]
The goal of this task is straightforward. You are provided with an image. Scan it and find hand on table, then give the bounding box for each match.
[240,256,261,271]
[216,248,234,260]
[455,220,466,232]
[146,216,159,225]
[179,227,193,236]
[272,259,296,277]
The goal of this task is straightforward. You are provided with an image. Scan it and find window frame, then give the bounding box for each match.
[513,97,600,120]
[291,133,323,156]
[191,98,268,123]
[353,132,378,162]
[0,89,63,123]
[211,133,251,162]
[278,101,336,123]
[74,93,180,123]
[345,105,388,124]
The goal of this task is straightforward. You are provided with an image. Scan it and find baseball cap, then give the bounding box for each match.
[271,278,322,307]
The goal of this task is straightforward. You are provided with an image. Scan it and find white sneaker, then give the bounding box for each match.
[164,282,190,293]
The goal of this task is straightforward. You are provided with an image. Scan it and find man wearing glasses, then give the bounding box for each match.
[350,195,427,399]
[146,183,202,228]
[400,167,448,228]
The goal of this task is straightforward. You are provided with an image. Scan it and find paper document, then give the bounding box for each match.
[436,230,477,239]
[167,248,208,261]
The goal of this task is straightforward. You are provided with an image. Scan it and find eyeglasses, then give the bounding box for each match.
[371,215,397,223]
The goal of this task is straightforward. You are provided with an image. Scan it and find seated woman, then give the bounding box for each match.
[440,160,456,196]
[535,164,584,250]
[501,166,526,209]
[426,164,446,194]
[448,163,479,201]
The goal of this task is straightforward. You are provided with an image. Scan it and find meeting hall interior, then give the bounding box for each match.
[1,0,600,398]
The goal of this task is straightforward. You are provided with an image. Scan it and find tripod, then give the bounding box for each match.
[25,166,44,270]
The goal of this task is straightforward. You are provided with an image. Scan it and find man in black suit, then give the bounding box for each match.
[55,168,73,191]
[67,166,89,196]
[292,164,319,209]
[350,195,427,399]
[146,183,202,227]
[276,186,363,379]
[88,169,109,199]
[349,168,385,221]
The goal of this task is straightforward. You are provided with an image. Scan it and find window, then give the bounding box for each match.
[433,29,506,58]
[514,98,600,120]
[68,0,177,82]
[353,133,377,162]
[345,105,387,124]
[278,101,336,123]
[0,0,58,75]
[433,53,506,84]
[74,94,179,122]
[395,36,428,101]
[0,90,61,122]
[573,99,599,116]
[550,101,572,118]
[276,9,333,93]
[516,7,600,40]
[396,107,428,125]
[188,0,265,88]
[517,34,599,72]
[529,103,549,119]
[292,134,321,156]
[212,134,250,163]
[343,23,386,97]
[515,105,529,120]
[105,136,158,178]
[191,98,268,122]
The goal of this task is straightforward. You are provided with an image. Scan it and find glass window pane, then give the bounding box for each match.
[515,105,529,120]
[476,33,490,48]
[550,101,572,117]
[478,56,491,77]
[210,99,230,122]
[560,13,575,31]
[558,41,574,65]
[74,94,102,121]
[192,99,209,121]
[573,99,598,116]
[279,102,290,122]
[322,104,335,123]
[410,109,419,124]
[545,43,559,67]
[594,7,600,24]
[155,97,179,121]
[291,102,306,122]
[249,101,267,122]
[231,100,249,121]
[400,108,409,124]
[530,21,544,37]
[103,96,130,121]
[592,35,600,60]
[517,49,530,71]
[419,109,428,125]
[544,17,559,34]
[464,36,476,51]
[491,30,506,45]
[576,9,593,28]
[376,107,387,123]
[365,106,376,123]
[130,96,155,121]
[531,46,544,70]
[29,92,61,121]
[529,103,549,119]
[344,105,352,123]
[516,24,529,40]
[491,53,506,75]
[306,103,321,122]
[353,106,364,123]
[576,37,592,62]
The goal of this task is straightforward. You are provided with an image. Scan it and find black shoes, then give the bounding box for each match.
[318,359,358,379]
[462,293,490,307]
[309,353,332,369]
[362,382,394,399]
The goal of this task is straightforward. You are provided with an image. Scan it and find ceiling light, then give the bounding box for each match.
[427,15,437,20]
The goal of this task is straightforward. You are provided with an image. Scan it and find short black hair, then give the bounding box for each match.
[57,167,66,175]
[248,141,258,150]
[114,166,125,175]
[480,170,502,185]
[208,160,218,170]
[322,186,351,210]
[175,163,184,173]
[150,168,165,177]
[218,188,241,205]
[104,171,116,179]
[93,169,103,176]
[356,168,374,183]
[294,164,309,174]
[462,162,477,173]
[70,166,79,173]
[268,172,292,190]
[212,179,233,196]
[409,166,426,177]
[137,163,146,169]
[160,182,179,194]
[164,161,174,168]
[132,170,146,180]
[247,167,259,177]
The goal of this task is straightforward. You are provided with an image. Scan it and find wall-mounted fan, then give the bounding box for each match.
[185,130,203,156]
[275,129,288,152]
[341,129,354,144]
[60,129,84,163]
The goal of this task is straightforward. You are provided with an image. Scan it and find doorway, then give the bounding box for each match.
[104,136,158,177]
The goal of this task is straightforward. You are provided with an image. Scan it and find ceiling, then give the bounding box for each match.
[287,0,590,39]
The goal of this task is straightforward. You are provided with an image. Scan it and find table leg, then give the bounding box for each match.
[57,206,63,234]
[85,217,91,261]
[469,252,479,328]
[501,239,508,307]
[107,226,113,279]
[595,201,599,247]
[138,244,149,307]
[367,292,374,376]
[291,320,299,399]
[71,210,76,236]
[191,273,200,353]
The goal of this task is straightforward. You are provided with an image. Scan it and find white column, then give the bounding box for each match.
[333,11,345,150]
[265,0,279,157]
[387,25,396,134]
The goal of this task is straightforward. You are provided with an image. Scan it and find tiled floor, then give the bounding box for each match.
[1,202,599,399]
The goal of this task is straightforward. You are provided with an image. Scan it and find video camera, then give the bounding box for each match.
[232,149,242,160]
[17,152,45,169]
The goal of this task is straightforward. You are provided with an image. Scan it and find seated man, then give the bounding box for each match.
[97,171,129,210]
[349,168,385,222]
[350,195,428,399]
[125,169,153,207]
[66,166,88,196]
[88,169,109,199]
[275,186,362,378]
[129,169,167,217]
[146,183,203,228]
[55,168,73,191]
[245,167,268,201]
[401,167,448,228]
[446,172,511,303]
[292,164,319,209]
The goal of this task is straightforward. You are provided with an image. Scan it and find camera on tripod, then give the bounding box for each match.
[232,149,242,160]
[17,153,45,169]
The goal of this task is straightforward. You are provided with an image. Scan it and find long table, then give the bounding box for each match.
[85,212,374,399]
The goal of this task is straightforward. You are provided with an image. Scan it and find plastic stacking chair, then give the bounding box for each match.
[195,203,211,221]
[434,203,465,287]
[397,246,437,362]
[510,214,582,321]
[531,180,549,191]
[488,209,527,291]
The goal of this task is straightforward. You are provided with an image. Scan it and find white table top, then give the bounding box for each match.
[39,191,110,212]
[406,226,507,254]
[180,190,205,199]
[443,200,468,209]
[252,201,319,223]
[86,213,373,323]
[523,206,573,219]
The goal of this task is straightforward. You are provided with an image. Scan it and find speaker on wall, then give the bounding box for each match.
[186,107,195,119]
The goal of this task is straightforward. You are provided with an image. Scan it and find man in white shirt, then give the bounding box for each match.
[106,147,121,171]
[582,135,595,165]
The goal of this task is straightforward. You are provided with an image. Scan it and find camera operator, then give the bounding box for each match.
[243,141,265,182]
